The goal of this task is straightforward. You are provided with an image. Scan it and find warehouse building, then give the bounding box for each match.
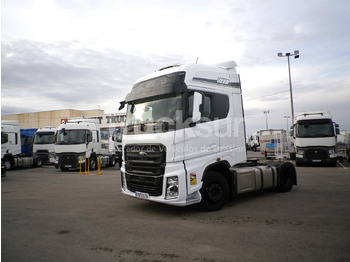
[1,109,126,136]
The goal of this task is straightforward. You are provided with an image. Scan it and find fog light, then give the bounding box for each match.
[166,176,179,199]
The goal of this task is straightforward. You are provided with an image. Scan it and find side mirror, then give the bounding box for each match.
[87,131,93,143]
[192,92,202,123]
[290,126,294,137]
[335,124,340,135]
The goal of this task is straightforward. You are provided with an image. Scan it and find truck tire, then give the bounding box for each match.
[89,156,97,170]
[109,156,116,167]
[4,157,13,170]
[60,166,69,171]
[35,157,43,167]
[277,162,295,192]
[199,171,229,212]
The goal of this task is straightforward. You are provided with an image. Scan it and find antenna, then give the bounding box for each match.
[195,57,199,64]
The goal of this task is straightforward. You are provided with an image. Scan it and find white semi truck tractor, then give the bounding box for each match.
[55,119,117,171]
[1,120,42,169]
[33,126,57,164]
[293,111,339,166]
[119,62,297,211]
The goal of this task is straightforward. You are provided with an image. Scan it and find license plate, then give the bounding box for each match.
[312,160,322,162]
[64,165,72,167]
[135,192,149,199]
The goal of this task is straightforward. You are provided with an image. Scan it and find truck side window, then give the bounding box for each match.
[202,95,212,120]
[187,93,194,118]
[188,91,229,122]
[1,133,8,144]
[214,93,229,119]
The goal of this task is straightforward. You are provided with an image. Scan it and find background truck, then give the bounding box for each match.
[1,121,42,169]
[119,62,297,211]
[33,126,57,164]
[20,128,37,157]
[55,118,117,171]
[259,129,289,159]
[246,131,260,151]
[293,111,339,166]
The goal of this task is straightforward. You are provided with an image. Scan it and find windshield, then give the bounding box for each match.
[296,119,334,138]
[34,132,55,144]
[56,129,86,144]
[126,93,183,133]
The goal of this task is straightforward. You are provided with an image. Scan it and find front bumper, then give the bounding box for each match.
[120,162,201,207]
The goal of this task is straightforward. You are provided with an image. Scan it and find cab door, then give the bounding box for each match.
[183,91,219,161]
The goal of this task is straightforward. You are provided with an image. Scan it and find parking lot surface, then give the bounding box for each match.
[2,153,350,262]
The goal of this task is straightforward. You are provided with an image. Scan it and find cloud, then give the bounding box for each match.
[1,40,190,114]
[2,0,350,135]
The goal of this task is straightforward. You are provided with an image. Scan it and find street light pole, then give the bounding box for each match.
[284,115,290,131]
[278,50,299,126]
[263,110,269,129]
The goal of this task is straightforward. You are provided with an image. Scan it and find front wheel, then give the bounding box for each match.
[198,171,229,212]
[4,158,13,170]
[35,157,43,167]
[89,156,97,171]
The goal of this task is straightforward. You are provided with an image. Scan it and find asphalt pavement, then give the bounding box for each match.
[2,153,350,262]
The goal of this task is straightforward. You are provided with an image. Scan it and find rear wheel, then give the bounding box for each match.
[199,171,229,212]
[277,163,295,192]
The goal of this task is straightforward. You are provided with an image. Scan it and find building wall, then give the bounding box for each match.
[1,109,126,129]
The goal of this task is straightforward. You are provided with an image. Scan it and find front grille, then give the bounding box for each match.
[59,154,78,167]
[36,150,49,162]
[124,144,166,196]
[305,148,328,160]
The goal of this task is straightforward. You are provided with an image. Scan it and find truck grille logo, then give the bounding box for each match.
[138,151,148,157]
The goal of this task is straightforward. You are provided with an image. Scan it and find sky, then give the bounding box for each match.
[2,0,350,136]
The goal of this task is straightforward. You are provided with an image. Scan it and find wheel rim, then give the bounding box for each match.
[206,183,223,203]
[90,158,96,169]
[5,160,12,170]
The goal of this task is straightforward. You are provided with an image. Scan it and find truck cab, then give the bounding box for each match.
[2,121,22,160]
[120,62,247,208]
[294,111,339,166]
[1,121,42,169]
[33,127,57,164]
[55,119,101,171]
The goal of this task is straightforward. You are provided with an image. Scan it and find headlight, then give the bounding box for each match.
[296,149,304,158]
[78,155,86,164]
[166,176,179,199]
[328,149,336,158]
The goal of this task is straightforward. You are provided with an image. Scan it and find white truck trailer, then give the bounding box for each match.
[119,62,297,211]
[55,119,117,171]
[259,129,289,159]
[293,111,339,166]
[33,126,57,164]
[1,120,43,169]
